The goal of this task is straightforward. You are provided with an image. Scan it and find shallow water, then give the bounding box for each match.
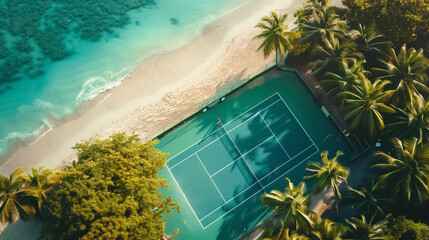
[0,0,249,158]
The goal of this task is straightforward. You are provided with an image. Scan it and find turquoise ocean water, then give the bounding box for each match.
[0,0,249,159]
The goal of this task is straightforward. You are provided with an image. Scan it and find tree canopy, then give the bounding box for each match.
[40,133,179,240]
[341,0,429,46]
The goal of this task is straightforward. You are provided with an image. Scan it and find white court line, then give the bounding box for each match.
[167,93,281,165]
[202,187,264,229]
[166,92,321,229]
[201,147,319,229]
[276,92,319,152]
[200,144,315,220]
[222,124,265,191]
[198,94,320,226]
[169,98,282,169]
[199,181,260,221]
[169,113,259,169]
[264,150,319,188]
[258,112,291,159]
[165,165,204,229]
[195,153,226,202]
[210,136,275,177]
[258,144,315,183]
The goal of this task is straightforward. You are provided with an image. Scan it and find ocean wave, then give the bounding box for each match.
[75,66,131,103]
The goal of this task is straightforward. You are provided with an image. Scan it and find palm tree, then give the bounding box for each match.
[320,59,366,107]
[307,214,345,240]
[304,151,349,201]
[374,44,429,106]
[0,168,36,223]
[342,78,395,138]
[342,180,391,220]
[351,24,391,61]
[262,224,310,240]
[298,7,346,49]
[254,12,296,62]
[317,219,345,240]
[387,94,429,142]
[374,137,429,204]
[261,178,314,232]
[25,167,63,212]
[342,215,389,240]
[310,34,361,76]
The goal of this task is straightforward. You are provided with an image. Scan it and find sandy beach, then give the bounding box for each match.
[0,0,293,173]
[0,0,342,175]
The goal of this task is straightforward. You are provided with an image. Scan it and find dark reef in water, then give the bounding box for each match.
[170,18,179,25]
[0,0,156,93]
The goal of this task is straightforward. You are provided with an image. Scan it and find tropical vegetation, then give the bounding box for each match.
[304,151,348,200]
[256,0,429,238]
[0,167,62,224]
[254,11,296,62]
[39,133,179,240]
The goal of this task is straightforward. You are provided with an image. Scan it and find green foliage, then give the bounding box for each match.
[40,133,179,240]
[387,94,429,142]
[385,215,429,240]
[342,78,395,138]
[254,12,296,60]
[373,45,429,107]
[304,151,349,200]
[261,178,314,232]
[342,180,391,220]
[0,168,36,223]
[343,215,390,240]
[321,59,365,107]
[298,7,346,51]
[0,166,62,224]
[288,29,311,56]
[310,34,360,76]
[374,138,429,204]
[341,0,429,46]
[25,166,64,212]
[350,24,392,68]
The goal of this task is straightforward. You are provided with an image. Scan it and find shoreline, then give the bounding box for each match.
[0,0,342,174]
[0,0,295,173]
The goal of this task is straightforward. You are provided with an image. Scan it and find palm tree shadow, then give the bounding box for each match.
[216,194,269,240]
[215,101,311,239]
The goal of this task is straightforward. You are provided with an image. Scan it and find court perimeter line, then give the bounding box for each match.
[167,93,281,165]
[195,153,226,202]
[202,148,320,229]
[210,135,275,177]
[264,150,319,189]
[276,92,318,150]
[165,165,204,229]
[202,187,264,229]
[257,112,291,159]
[199,181,261,221]
[169,98,282,170]
[166,92,321,229]
[258,144,315,183]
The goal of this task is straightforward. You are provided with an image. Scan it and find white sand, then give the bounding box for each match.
[0,0,343,175]
[0,0,300,173]
[0,0,345,236]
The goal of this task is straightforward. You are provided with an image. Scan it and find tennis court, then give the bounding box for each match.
[166,92,319,229]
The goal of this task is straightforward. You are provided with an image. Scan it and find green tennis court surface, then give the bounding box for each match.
[166,93,319,228]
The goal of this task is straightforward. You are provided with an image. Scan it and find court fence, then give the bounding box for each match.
[154,59,278,141]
